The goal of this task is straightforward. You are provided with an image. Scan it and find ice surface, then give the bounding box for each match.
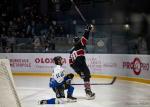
[14,76,150,107]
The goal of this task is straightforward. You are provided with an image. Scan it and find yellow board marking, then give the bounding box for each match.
[12,72,150,84]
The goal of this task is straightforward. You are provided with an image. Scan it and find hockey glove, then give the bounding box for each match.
[66,73,74,79]
[85,24,93,32]
[63,73,74,89]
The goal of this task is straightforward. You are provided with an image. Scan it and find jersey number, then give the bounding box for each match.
[70,51,77,61]
[56,72,64,78]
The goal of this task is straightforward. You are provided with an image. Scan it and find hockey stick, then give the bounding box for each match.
[70,0,95,31]
[72,76,117,85]
[70,0,87,25]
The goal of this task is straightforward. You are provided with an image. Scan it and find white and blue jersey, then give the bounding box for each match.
[49,65,65,88]
[43,65,75,104]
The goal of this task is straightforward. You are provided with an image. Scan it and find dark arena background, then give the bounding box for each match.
[0,0,150,107]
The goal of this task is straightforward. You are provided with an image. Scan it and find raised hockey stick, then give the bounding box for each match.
[72,76,117,85]
[70,0,95,32]
[70,0,87,25]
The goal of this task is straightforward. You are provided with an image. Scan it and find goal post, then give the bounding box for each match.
[0,59,21,107]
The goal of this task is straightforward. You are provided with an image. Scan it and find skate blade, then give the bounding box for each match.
[86,95,95,100]
[67,98,77,103]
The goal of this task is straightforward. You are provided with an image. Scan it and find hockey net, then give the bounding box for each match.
[0,59,21,107]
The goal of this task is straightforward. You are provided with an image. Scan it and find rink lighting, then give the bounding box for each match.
[124,24,130,30]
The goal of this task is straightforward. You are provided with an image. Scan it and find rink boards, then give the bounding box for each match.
[0,53,150,84]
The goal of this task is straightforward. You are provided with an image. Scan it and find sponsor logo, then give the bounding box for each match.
[35,58,66,64]
[88,57,102,69]
[123,57,149,75]
[10,59,31,67]
[103,63,117,68]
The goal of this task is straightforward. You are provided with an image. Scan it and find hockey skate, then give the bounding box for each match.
[67,95,77,102]
[39,100,47,105]
[85,89,95,100]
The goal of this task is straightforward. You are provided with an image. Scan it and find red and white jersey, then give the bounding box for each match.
[69,30,90,64]
[52,65,65,83]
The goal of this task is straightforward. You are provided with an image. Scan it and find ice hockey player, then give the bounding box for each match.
[40,56,77,104]
[69,25,95,100]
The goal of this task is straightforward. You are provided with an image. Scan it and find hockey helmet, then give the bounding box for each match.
[53,56,62,65]
[73,36,80,45]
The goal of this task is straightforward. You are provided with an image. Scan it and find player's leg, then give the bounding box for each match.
[40,98,55,104]
[66,85,77,102]
[70,61,95,99]
[39,87,66,105]
[70,63,81,76]
[70,62,87,80]
[63,78,77,102]
[39,98,66,104]
[70,62,95,100]
[53,87,65,98]
[81,62,95,100]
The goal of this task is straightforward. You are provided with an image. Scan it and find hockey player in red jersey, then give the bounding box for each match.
[69,25,95,100]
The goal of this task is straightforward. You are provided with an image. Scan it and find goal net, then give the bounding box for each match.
[0,59,21,107]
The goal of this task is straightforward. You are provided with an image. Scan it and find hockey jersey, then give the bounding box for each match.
[49,65,65,88]
[69,30,90,64]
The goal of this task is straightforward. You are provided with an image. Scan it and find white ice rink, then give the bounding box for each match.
[14,76,150,107]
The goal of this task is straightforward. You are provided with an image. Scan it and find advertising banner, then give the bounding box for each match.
[0,53,149,79]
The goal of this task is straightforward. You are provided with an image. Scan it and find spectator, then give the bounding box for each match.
[33,36,42,52]
[7,35,16,52]
[5,46,12,53]
[1,34,8,52]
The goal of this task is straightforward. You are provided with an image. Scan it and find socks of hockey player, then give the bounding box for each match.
[84,81,91,90]
[84,81,95,100]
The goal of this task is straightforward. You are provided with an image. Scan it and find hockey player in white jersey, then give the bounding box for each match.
[39,56,77,104]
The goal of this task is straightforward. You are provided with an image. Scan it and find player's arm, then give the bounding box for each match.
[63,73,74,89]
[65,73,74,83]
[81,25,93,46]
